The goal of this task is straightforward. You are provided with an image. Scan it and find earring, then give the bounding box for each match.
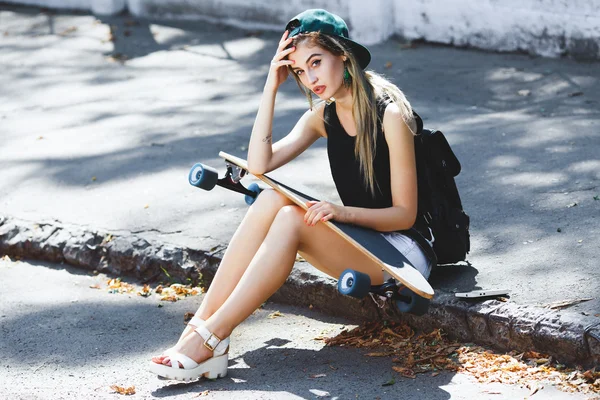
[343,65,351,88]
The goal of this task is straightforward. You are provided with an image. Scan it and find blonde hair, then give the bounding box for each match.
[287,32,417,197]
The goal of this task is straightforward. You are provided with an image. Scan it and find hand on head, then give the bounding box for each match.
[265,30,296,92]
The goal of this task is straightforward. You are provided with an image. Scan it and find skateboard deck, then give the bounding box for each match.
[215,152,434,300]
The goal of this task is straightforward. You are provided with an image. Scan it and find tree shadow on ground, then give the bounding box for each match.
[0,260,456,400]
[1,4,598,309]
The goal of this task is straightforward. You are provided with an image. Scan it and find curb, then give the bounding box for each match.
[1,215,598,367]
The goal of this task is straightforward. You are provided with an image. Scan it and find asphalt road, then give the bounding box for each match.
[0,259,592,399]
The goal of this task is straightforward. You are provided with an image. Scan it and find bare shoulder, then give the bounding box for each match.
[382,102,412,138]
[382,101,402,123]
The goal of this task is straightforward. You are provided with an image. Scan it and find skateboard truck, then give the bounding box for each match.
[339,270,430,316]
[225,162,246,184]
[188,162,262,205]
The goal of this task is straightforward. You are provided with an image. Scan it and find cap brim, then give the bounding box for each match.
[341,38,371,69]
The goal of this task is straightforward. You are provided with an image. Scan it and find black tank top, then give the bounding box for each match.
[324,99,422,209]
[324,100,435,261]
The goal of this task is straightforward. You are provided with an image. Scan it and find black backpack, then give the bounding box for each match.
[414,129,470,265]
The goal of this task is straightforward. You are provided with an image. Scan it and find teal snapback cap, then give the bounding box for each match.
[285,9,371,69]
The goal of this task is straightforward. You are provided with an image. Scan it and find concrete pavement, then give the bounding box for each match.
[0,258,592,399]
[0,5,599,366]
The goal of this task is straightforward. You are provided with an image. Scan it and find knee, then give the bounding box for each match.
[251,189,289,215]
[272,205,305,233]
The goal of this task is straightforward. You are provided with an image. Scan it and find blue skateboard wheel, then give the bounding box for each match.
[245,182,263,206]
[338,269,371,298]
[189,163,219,191]
[395,287,430,316]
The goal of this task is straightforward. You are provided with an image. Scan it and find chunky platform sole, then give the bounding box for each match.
[149,353,228,381]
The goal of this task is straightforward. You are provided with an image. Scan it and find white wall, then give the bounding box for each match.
[127,0,348,32]
[3,0,126,14]
[5,0,600,59]
[393,0,600,59]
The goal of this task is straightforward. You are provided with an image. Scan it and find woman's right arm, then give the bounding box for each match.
[247,30,323,174]
[247,87,278,174]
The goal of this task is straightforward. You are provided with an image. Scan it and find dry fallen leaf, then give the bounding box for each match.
[101,234,114,245]
[366,351,395,357]
[545,298,593,310]
[268,311,283,319]
[137,284,152,297]
[110,385,135,395]
[153,284,201,302]
[106,53,128,63]
[89,284,101,289]
[527,382,543,396]
[107,278,135,294]
[58,26,77,36]
[393,366,416,379]
[184,312,195,324]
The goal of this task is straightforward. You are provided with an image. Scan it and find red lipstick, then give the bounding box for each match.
[313,85,326,95]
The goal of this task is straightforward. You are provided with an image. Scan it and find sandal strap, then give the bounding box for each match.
[188,316,205,327]
[167,352,198,370]
[194,325,229,356]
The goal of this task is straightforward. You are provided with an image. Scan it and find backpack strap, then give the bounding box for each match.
[413,111,423,134]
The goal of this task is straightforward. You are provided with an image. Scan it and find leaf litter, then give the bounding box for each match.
[323,321,599,395]
[98,278,202,302]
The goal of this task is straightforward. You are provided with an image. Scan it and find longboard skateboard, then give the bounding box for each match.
[188,152,435,315]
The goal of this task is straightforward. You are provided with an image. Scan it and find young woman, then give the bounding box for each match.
[150,9,435,381]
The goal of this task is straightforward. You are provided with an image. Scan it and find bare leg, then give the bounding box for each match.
[152,189,291,363]
[195,189,292,319]
[158,204,384,367]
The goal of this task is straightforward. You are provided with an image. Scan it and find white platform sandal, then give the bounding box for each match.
[159,315,205,357]
[149,322,230,381]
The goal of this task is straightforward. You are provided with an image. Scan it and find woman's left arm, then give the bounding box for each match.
[304,103,417,232]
